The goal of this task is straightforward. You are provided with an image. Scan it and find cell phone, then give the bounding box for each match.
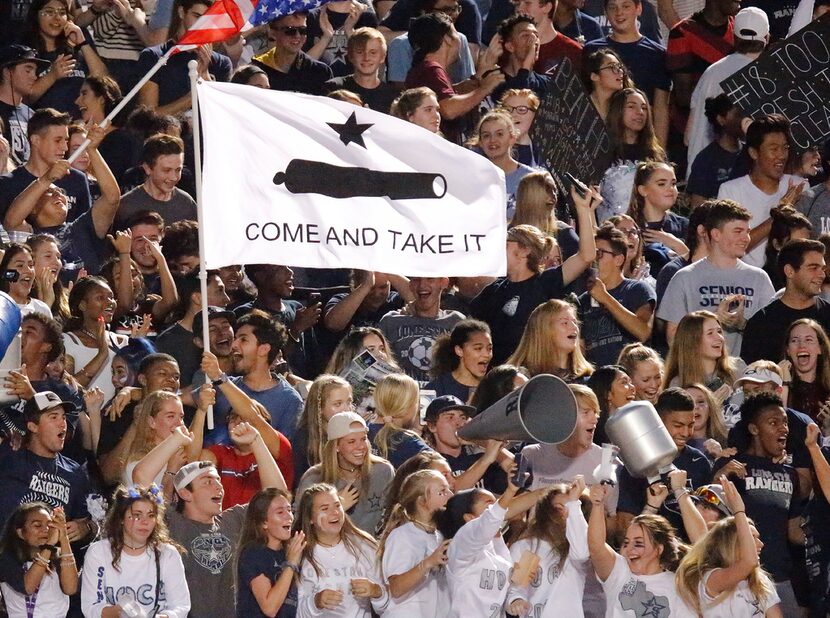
[1,271,19,282]
[564,172,588,198]
[308,292,322,305]
[511,453,532,489]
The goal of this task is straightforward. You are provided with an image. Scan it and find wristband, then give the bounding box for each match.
[211,372,228,387]
[673,488,689,499]
[75,39,89,49]
[733,510,746,515]
[281,560,300,574]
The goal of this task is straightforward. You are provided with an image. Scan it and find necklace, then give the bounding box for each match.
[411,518,436,534]
[80,328,99,341]
[123,541,147,550]
[317,538,340,548]
[338,462,358,473]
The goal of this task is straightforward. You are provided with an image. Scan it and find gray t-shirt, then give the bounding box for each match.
[656,257,774,355]
[521,443,619,515]
[378,309,465,382]
[166,504,246,618]
[295,460,394,535]
[796,183,830,238]
[115,185,197,229]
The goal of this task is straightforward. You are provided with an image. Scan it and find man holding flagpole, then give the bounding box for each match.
[136,0,233,114]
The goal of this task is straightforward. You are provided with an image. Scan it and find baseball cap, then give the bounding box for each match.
[23,391,77,425]
[691,484,732,517]
[174,460,217,492]
[192,306,236,340]
[424,395,476,423]
[326,412,368,441]
[734,7,769,41]
[735,365,783,388]
[0,44,51,70]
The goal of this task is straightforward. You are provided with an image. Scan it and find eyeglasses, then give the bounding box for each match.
[276,26,308,36]
[40,7,69,17]
[501,104,537,115]
[599,62,625,74]
[619,228,640,237]
[596,248,619,259]
[435,3,462,14]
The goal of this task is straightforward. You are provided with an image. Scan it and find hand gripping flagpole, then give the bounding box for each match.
[189,60,214,431]
[67,47,176,165]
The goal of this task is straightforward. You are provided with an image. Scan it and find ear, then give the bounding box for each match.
[178,488,193,503]
[141,162,152,177]
[748,146,759,162]
[78,299,87,313]
[137,373,147,388]
[453,344,464,359]
[26,420,38,435]
[748,422,759,435]
[462,512,475,523]
[426,420,438,434]
[637,183,649,199]
[257,342,272,360]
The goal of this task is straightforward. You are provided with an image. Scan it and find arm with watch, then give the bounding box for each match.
[24,506,78,595]
[666,469,707,543]
[200,351,288,471]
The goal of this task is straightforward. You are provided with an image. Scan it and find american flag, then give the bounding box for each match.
[249,0,332,26]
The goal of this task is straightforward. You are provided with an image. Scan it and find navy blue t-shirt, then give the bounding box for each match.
[382,0,482,44]
[583,36,671,102]
[582,0,662,44]
[686,141,740,199]
[561,10,604,44]
[39,207,108,275]
[0,449,90,528]
[425,372,475,402]
[0,166,91,223]
[470,267,566,364]
[136,40,232,107]
[643,211,688,276]
[236,544,298,618]
[442,445,507,494]
[578,277,655,366]
[368,423,432,469]
[727,407,814,471]
[713,453,800,581]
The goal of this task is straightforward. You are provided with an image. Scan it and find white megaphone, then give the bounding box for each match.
[457,374,578,444]
[0,330,21,405]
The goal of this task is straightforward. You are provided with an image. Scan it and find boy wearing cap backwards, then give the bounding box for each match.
[713,392,803,614]
[0,391,92,542]
[0,45,48,166]
[726,360,814,499]
[691,483,732,528]
[423,395,508,492]
[161,421,286,618]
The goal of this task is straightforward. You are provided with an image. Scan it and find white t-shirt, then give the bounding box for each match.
[718,174,803,267]
[686,52,753,178]
[522,443,619,515]
[602,554,695,618]
[508,501,595,618]
[0,562,68,618]
[446,501,512,618]
[16,298,52,319]
[381,522,449,617]
[698,569,781,617]
[80,539,191,618]
[297,538,389,617]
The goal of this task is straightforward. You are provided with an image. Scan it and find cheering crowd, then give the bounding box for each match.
[1,0,830,615]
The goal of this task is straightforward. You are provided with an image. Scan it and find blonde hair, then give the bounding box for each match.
[498,88,540,112]
[507,224,556,274]
[617,343,663,375]
[675,516,775,613]
[378,469,446,570]
[124,391,183,465]
[664,311,735,389]
[682,382,728,445]
[507,300,593,379]
[512,171,559,235]
[570,383,600,411]
[373,374,422,460]
[296,375,352,467]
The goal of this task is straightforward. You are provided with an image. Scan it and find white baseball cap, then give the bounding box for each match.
[734,7,769,41]
[326,412,368,441]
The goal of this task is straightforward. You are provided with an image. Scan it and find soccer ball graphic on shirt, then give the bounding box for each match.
[407,336,435,371]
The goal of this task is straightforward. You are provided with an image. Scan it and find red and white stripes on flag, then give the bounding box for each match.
[174,0,258,51]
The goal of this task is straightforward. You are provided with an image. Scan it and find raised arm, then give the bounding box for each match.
[131,425,193,487]
[587,483,617,581]
[107,231,134,314]
[4,160,70,230]
[233,422,287,491]
[562,184,599,286]
[668,469,707,543]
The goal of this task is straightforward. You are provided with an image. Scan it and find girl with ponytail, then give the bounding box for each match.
[427,319,493,403]
[378,469,453,616]
[369,374,434,468]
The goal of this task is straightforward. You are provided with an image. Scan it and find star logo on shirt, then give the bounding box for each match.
[640,595,668,618]
[368,493,382,510]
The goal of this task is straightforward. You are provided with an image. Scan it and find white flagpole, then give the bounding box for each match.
[67,47,176,165]
[188,60,214,431]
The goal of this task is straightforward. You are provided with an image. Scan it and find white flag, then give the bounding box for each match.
[197,82,507,277]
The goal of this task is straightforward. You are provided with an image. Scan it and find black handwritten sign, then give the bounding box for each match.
[720,13,830,151]
[530,57,612,193]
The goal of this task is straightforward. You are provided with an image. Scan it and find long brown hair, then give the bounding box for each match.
[606,88,665,162]
[628,513,686,572]
[786,318,830,391]
[296,375,352,467]
[511,171,559,235]
[626,161,676,230]
[515,485,591,568]
[663,311,735,389]
[292,483,377,577]
[235,488,294,585]
[102,485,182,571]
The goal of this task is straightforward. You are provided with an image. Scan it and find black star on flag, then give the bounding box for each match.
[327,112,373,148]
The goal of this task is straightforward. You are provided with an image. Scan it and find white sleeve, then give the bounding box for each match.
[365,543,390,615]
[787,0,815,36]
[381,529,419,582]
[565,500,590,563]
[297,557,324,618]
[80,542,110,618]
[448,502,507,565]
[505,539,532,605]
[159,545,191,618]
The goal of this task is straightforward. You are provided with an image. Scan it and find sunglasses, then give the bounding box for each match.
[277,26,308,36]
[693,487,723,507]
